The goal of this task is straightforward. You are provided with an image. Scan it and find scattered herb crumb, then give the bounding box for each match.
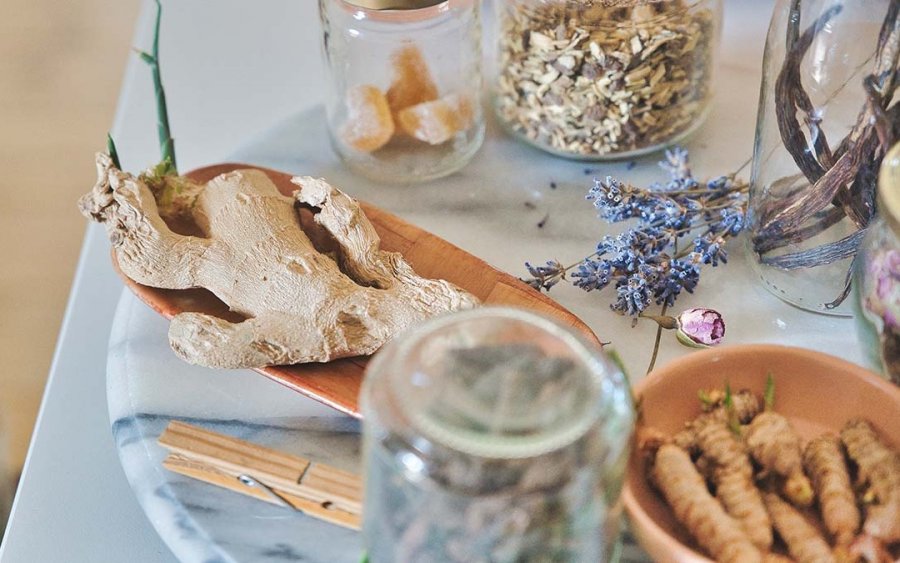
[626,161,637,171]
[524,201,537,210]
[550,181,557,190]
[537,213,550,229]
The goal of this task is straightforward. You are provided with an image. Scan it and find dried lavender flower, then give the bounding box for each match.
[523,148,747,317]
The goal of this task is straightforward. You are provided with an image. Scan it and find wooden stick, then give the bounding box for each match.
[158,421,362,530]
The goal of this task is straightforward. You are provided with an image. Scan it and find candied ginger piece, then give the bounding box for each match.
[386,44,439,114]
[341,85,395,152]
[397,94,474,145]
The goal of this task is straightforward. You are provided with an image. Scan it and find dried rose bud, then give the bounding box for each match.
[675,308,725,348]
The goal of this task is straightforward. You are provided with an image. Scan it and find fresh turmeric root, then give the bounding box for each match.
[746,412,814,507]
[763,492,836,563]
[651,444,763,563]
[848,533,894,563]
[695,420,773,550]
[802,434,860,547]
[840,419,900,543]
[674,389,762,453]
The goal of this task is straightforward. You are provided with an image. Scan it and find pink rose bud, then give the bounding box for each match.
[676,308,725,348]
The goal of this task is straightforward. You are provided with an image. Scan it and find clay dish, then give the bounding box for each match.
[622,344,900,563]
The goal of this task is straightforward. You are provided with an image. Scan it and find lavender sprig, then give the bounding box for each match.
[524,148,748,317]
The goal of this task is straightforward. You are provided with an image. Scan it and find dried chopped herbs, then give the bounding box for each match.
[495,0,715,158]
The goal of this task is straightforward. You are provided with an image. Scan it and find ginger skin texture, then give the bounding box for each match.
[841,419,900,544]
[802,434,861,548]
[763,492,836,563]
[673,389,762,453]
[651,444,763,563]
[79,154,479,368]
[694,420,773,550]
[746,412,814,507]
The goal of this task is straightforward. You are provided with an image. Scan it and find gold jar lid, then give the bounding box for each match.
[878,142,900,236]
[342,0,446,9]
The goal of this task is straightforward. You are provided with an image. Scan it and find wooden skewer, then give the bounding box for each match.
[157,421,363,530]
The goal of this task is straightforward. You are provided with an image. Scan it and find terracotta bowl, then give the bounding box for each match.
[622,344,900,563]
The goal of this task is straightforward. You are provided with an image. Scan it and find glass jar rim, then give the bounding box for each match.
[363,307,623,460]
[336,0,474,23]
[341,0,445,8]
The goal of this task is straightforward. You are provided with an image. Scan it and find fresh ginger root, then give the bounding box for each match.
[746,412,814,507]
[673,389,762,453]
[695,420,773,550]
[802,434,861,547]
[840,419,900,543]
[763,492,836,563]
[651,444,763,563]
[79,154,479,368]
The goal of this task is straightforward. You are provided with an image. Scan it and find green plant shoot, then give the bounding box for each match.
[135,0,176,174]
[764,372,775,412]
[723,382,741,436]
[107,133,121,170]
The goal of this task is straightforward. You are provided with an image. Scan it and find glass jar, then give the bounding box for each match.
[493,0,720,160]
[748,0,896,315]
[318,0,484,184]
[360,308,634,562]
[854,142,900,385]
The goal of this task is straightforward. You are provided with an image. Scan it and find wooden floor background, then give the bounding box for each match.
[0,0,139,481]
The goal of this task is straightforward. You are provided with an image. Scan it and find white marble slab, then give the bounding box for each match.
[108,94,866,562]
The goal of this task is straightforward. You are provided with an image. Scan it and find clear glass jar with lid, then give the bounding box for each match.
[318,0,484,184]
[360,307,634,562]
[854,142,900,385]
[493,0,720,160]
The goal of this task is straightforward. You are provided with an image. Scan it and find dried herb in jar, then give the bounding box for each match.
[495,0,716,158]
[363,340,633,562]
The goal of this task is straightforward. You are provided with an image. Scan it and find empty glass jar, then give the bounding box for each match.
[494,0,721,160]
[855,142,900,385]
[319,0,484,184]
[360,307,634,563]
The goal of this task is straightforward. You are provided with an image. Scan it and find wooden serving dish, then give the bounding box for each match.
[112,163,601,417]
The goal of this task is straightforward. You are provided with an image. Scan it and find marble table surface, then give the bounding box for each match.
[11,1,850,562]
[108,95,867,561]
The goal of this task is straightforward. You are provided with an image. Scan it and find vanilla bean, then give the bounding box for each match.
[824,255,857,310]
[761,3,896,239]
[754,146,860,243]
[760,229,866,271]
[774,3,842,185]
[752,206,844,254]
[872,0,900,96]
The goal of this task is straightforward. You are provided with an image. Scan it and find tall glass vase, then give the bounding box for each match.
[748,0,899,315]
